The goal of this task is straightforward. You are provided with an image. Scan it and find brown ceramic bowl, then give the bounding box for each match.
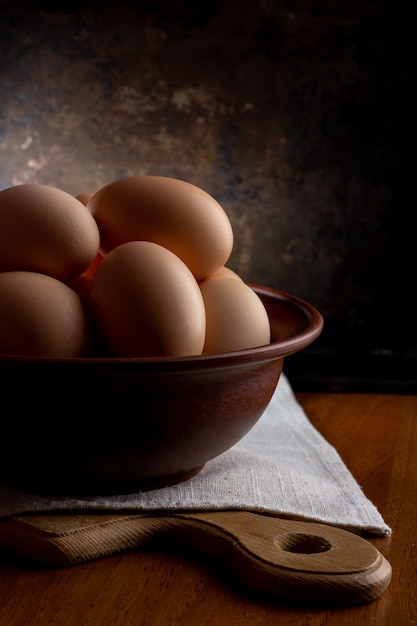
[0,284,322,493]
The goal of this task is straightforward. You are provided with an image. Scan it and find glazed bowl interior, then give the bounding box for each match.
[0,284,323,494]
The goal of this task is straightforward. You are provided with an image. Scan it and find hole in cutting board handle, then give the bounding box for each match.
[274,532,332,554]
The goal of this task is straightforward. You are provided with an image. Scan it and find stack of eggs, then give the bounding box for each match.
[0,177,271,358]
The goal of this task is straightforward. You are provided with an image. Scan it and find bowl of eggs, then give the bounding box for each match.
[0,177,323,493]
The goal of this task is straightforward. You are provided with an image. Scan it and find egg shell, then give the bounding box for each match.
[75,192,94,207]
[0,271,93,357]
[206,266,243,281]
[91,240,206,358]
[87,176,234,280]
[67,251,105,317]
[0,184,100,280]
[199,276,271,354]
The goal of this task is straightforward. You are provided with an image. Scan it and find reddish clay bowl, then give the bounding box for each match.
[0,284,322,493]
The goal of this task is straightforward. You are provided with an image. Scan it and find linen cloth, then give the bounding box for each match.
[0,374,391,536]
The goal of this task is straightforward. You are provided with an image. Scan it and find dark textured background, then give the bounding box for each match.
[0,0,414,391]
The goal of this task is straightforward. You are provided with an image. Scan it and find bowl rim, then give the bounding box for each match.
[0,283,323,368]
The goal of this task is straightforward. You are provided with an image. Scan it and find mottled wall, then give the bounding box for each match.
[0,0,413,389]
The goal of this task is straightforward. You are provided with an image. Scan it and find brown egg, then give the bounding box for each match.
[206,265,243,281]
[91,240,206,357]
[0,184,100,281]
[75,192,94,207]
[87,176,234,280]
[199,276,271,354]
[67,251,105,313]
[0,271,93,357]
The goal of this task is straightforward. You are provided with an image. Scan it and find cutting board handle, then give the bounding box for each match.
[0,510,391,606]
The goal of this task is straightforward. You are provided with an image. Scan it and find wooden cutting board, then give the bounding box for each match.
[0,510,391,607]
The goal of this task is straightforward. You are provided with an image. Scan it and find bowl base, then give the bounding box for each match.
[1,464,206,497]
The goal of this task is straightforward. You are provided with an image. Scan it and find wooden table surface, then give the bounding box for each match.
[0,390,415,625]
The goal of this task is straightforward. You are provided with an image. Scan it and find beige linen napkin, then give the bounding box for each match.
[0,374,391,537]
